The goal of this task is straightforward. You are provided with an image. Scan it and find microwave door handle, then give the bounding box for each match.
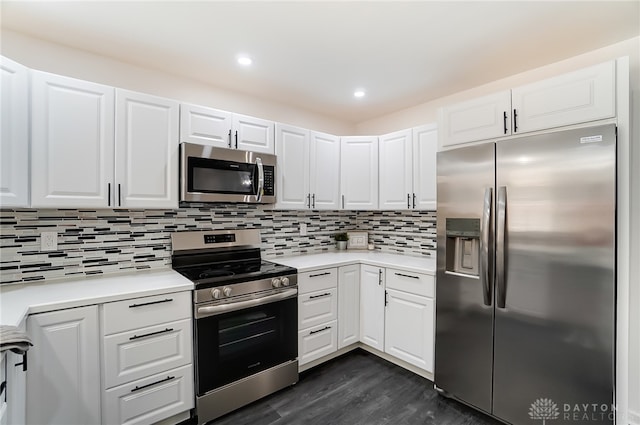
[255,157,264,202]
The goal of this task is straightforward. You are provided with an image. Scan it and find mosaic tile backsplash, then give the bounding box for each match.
[0,206,436,285]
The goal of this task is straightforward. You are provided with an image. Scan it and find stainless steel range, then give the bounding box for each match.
[171,229,298,425]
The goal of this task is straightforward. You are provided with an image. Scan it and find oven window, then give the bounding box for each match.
[196,296,297,395]
[188,157,257,195]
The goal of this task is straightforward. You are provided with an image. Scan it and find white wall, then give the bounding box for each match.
[0,30,355,136]
[356,37,640,135]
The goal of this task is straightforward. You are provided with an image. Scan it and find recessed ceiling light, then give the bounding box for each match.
[237,56,252,66]
[354,90,365,98]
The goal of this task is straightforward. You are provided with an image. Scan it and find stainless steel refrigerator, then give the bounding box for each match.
[434,124,616,425]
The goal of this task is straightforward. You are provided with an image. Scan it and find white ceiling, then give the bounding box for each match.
[1,1,639,124]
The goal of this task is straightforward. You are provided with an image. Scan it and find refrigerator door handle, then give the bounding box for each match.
[496,186,507,309]
[480,187,493,306]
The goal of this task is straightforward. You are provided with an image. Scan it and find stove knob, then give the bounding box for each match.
[272,278,281,288]
[223,287,232,297]
[281,277,290,287]
[211,289,221,299]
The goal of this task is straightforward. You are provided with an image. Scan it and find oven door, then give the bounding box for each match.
[195,289,297,396]
[180,142,276,204]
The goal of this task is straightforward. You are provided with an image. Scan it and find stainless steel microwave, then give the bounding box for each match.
[180,143,276,204]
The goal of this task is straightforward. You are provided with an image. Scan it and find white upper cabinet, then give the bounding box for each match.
[233,113,275,154]
[412,124,438,210]
[511,61,615,134]
[340,136,378,210]
[439,60,617,148]
[31,71,115,208]
[0,56,29,207]
[31,71,179,209]
[180,104,274,153]
[115,89,179,209]
[439,91,511,148]
[275,126,341,210]
[179,103,232,148]
[378,125,438,210]
[309,131,341,210]
[275,123,310,209]
[379,129,413,210]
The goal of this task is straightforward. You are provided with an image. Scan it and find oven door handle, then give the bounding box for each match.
[196,288,297,318]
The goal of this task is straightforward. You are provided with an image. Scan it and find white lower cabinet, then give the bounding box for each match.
[0,350,25,425]
[24,291,193,425]
[384,289,434,372]
[4,349,27,425]
[337,264,360,349]
[359,265,385,351]
[102,318,192,388]
[298,321,338,365]
[297,288,337,330]
[103,364,193,425]
[384,268,435,373]
[27,305,102,425]
[297,262,436,377]
[102,292,193,425]
[0,353,6,425]
[298,268,338,366]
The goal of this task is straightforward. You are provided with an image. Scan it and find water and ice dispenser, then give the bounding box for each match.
[445,218,480,276]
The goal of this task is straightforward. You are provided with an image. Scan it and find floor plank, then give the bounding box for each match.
[210,349,501,425]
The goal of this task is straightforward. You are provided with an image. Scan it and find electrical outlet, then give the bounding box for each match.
[41,231,58,251]
[300,223,307,236]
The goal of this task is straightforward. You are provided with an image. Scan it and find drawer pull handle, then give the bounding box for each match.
[309,292,331,299]
[309,272,330,278]
[130,328,173,341]
[129,298,173,308]
[394,272,419,280]
[131,375,175,393]
[309,326,331,335]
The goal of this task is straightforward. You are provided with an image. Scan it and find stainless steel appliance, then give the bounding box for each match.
[435,124,616,425]
[171,229,298,425]
[180,142,276,204]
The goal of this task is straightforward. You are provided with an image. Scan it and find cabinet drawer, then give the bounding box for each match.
[103,364,194,425]
[298,320,337,366]
[298,268,337,294]
[298,288,337,330]
[386,268,434,298]
[103,318,192,389]
[103,291,191,335]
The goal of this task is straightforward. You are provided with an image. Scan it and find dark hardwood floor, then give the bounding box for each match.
[210,349,501,425]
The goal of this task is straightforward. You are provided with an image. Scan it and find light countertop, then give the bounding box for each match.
[0,269,193,327]
[1,252,434,327]
[267,251,436,275]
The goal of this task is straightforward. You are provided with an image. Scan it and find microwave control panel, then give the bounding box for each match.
[263,167,275,196]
